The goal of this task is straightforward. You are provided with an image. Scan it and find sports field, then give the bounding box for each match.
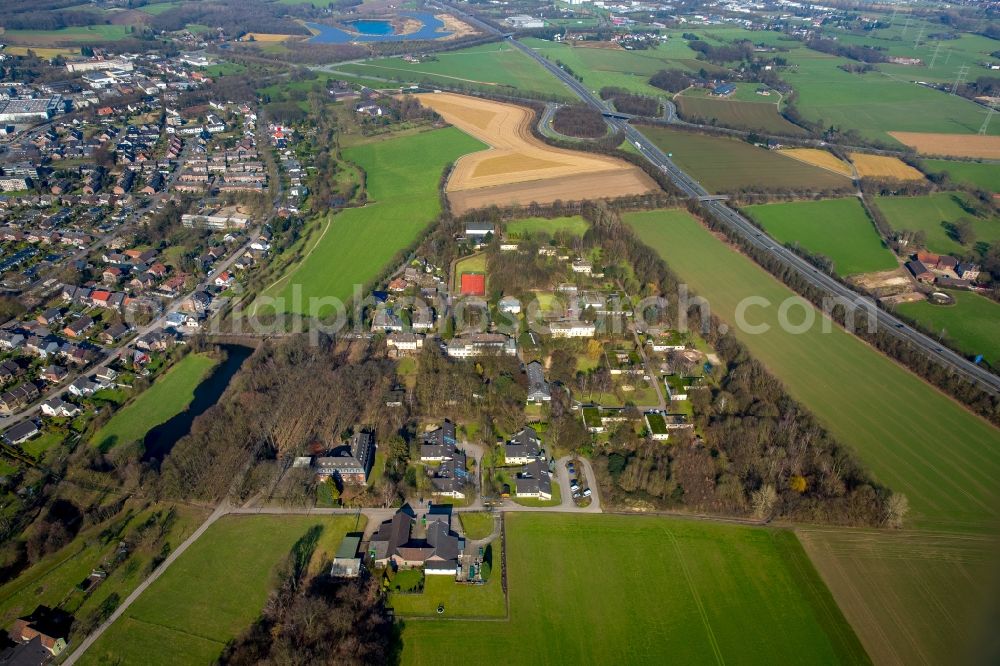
[625,208,1000,534]
[780,148,855,178]
[675,95,807,135]
[798,528,1000,666]
[81,514,363,666]
[639,125,851,193]
[91,353,220,451]
[897,290,1000,367]
[401,513,868,665]
[743,198,897,276]
[505,215,589,238]
[336,42,573,100]
[453,253,486,292]
[922,160,1000,193]
[265,127,484,315]
[873,192,1000,256]
[420,93,657,214]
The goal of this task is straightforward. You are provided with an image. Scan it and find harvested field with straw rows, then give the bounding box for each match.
[419,93,658,214]
[889,132,1000,159]
[779,148,855,178]
[849,153,925,181]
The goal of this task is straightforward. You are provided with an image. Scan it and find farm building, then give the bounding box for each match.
[711,83,737,97]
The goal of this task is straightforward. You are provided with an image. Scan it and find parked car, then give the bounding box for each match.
[583,488,592,497]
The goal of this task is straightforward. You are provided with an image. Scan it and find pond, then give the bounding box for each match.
[349,19,394,36]
[306,11,451,44]
[141,344,253,463]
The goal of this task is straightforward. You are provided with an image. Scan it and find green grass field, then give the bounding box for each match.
[505,215,589,239]
[91,353,219,451]
[897,290,1000,367]
[922,160,1000,194]
[390,572,505,618]
[401,513,868,665]
[676,94,807,135]
[81,515,362,666]
[522,36,726,96]
[798,528,1000,666]
[336,43,573,100]
[458,512,495,540]
[743,198,897,276]
[625,208,1000,534]
[265,127,484,315]
[1,25,131,45]
[873,192,1000,256]
[639,126,852,193]
[782,49,995,143]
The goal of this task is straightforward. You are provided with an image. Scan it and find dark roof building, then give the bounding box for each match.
[315,432,376,486]
[526,360,551,403]
[905,260,933,283]
[505,426,542,464]
[369,510,463,575]
[420,420,457,461]
[430,449,469,499]
[515,459,552,499]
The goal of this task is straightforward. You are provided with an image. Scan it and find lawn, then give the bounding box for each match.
[91,353,220,451]
[625,208,1000,534]
[897,290,1000,367]
[798,528,999,666]
[264,127,484,315]
[458,512,495,540]
[873,192,1000,256]
[921,160,1000,193]
[505,215,589,239]
[336,42,573,101]
[389,572,505,618]
[20,431,64,460]
[81,514,363,666]
[401,513,868,665]
[639,125,851,193]
[743,198,897,276]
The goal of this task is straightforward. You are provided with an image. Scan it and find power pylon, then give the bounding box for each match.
[980,103,996,136]
[951,65,969,95]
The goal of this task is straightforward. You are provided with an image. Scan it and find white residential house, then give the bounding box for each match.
[548,321,596,338]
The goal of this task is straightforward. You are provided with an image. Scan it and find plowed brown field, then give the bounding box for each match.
[419,93,658,213]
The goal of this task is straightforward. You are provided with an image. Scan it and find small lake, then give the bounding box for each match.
[307,12,452,44]
[141,344,253,464]
[349,19,394,36]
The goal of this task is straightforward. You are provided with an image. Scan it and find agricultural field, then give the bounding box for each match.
[505,215,589,238]
[743,198,897,276]
[779,149,854,178]
[890,133,1000,160]
[264,127,484,315]
[0,25,131,45]
[897,290,1000,367]
[638,125,852,193]
[798,528,999,666]
[335,42,573,100]
[81,514,363,666]
[625,208,1000,534]
[849,153,924,181]
[675,90,807,136]
[873,192,1000,256]
[420,93,657,214]
[401,513,868,665]
[521,36,720,96]
[91,353,220,451]
[781,50,995,145]
[922,160,1000,193]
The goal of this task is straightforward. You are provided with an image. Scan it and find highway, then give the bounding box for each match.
[434,2,1000,395]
